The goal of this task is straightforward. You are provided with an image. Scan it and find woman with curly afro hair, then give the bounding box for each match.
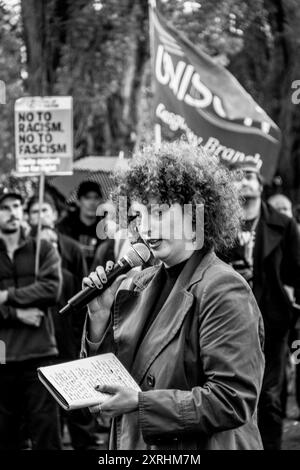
[82,140,265,450]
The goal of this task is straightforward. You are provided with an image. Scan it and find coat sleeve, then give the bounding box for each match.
[6,240,62,309]
[139,270,265,441]
[80,314,115,358]
[80,277,138,358]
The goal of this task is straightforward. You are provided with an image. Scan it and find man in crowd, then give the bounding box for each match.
[27,193,87,359]
[27,193,104,449]
[268,193,300,421]
[57,181,103,270]
[223,158,300,449]
[0,187,62,450]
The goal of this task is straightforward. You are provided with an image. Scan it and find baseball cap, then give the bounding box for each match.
[0,187,23,205]
[77,181,102,199]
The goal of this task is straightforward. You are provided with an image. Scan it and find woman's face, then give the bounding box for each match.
[136,199,195,267]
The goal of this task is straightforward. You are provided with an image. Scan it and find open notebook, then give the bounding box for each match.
[38,353,141,411]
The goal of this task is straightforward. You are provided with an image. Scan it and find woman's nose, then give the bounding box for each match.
[139,214,150,237]
[140,213,160,238]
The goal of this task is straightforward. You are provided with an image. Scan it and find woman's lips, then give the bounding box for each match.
[147,239,163,249]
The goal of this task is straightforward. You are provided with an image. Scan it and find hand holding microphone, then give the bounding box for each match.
[82,260,125,316]
[59,243,151,316]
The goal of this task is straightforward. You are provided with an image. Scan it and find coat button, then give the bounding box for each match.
[146,374,155,387]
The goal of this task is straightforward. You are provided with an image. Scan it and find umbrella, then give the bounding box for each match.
[47,156,123,202]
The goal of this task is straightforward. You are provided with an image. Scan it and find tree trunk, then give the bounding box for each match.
[21,0,48,94]
[21,0,69,95]
[102,0,150,155]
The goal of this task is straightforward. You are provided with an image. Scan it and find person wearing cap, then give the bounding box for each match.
[223,157,300,450]
[0,187,62,449]
[26,193,104,450]
[57,181,103,270]
[80,141,264,450]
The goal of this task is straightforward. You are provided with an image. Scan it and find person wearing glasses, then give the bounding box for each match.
[81,141,265,450]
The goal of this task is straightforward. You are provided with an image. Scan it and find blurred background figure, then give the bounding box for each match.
[27,193,87,359]
[0,188,62,450]
[268,194,300,421]
[223,158,300,450]
[27,193,105,450]
[57,181,103,270]
[293,206,300,421]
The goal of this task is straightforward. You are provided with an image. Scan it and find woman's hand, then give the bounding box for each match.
[82,260,126,317]
[91,384,139,418]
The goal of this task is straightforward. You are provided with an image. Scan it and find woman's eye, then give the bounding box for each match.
[128,211,140,223]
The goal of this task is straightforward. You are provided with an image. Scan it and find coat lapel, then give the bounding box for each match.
[113,265,163,371]
[130,289,194,384]
[130,250,215,384]
[259,202,285,261]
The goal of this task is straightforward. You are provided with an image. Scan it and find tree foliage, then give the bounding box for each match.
[20,0,150,157]
[0,0,24,173]
[1,0,300,199]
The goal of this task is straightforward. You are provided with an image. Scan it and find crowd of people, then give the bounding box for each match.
[0,180,106,449]
[0,140,300,450]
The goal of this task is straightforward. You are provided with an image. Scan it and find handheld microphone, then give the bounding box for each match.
[59,242,151,315]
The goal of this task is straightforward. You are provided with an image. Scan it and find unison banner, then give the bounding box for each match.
[149,1,281,183]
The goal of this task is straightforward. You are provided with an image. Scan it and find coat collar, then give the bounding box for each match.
[261,201,288,229]
[0,227,29,253]
[132,249,216,293]
[114,249,216,384]
[259,202,287,261]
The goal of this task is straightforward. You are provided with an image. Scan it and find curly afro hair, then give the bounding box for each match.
[112,140,242,253]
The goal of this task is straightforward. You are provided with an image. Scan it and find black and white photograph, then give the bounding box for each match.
[0,0,300,458]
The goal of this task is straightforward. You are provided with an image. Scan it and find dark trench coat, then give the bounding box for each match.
[82,250,265,450]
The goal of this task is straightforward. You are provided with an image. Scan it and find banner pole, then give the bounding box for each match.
[149,0,162,150]
[148,0,156,71]
[154,123,162,149]
[35,172,45,277]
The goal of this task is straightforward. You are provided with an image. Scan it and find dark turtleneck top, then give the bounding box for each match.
[136,257,189,349]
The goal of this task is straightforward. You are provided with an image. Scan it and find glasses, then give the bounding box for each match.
[233,170,258,182]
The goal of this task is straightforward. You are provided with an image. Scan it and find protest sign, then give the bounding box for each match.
[15,96,73,175]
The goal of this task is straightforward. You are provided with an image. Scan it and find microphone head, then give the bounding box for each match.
[126,243,151,267]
